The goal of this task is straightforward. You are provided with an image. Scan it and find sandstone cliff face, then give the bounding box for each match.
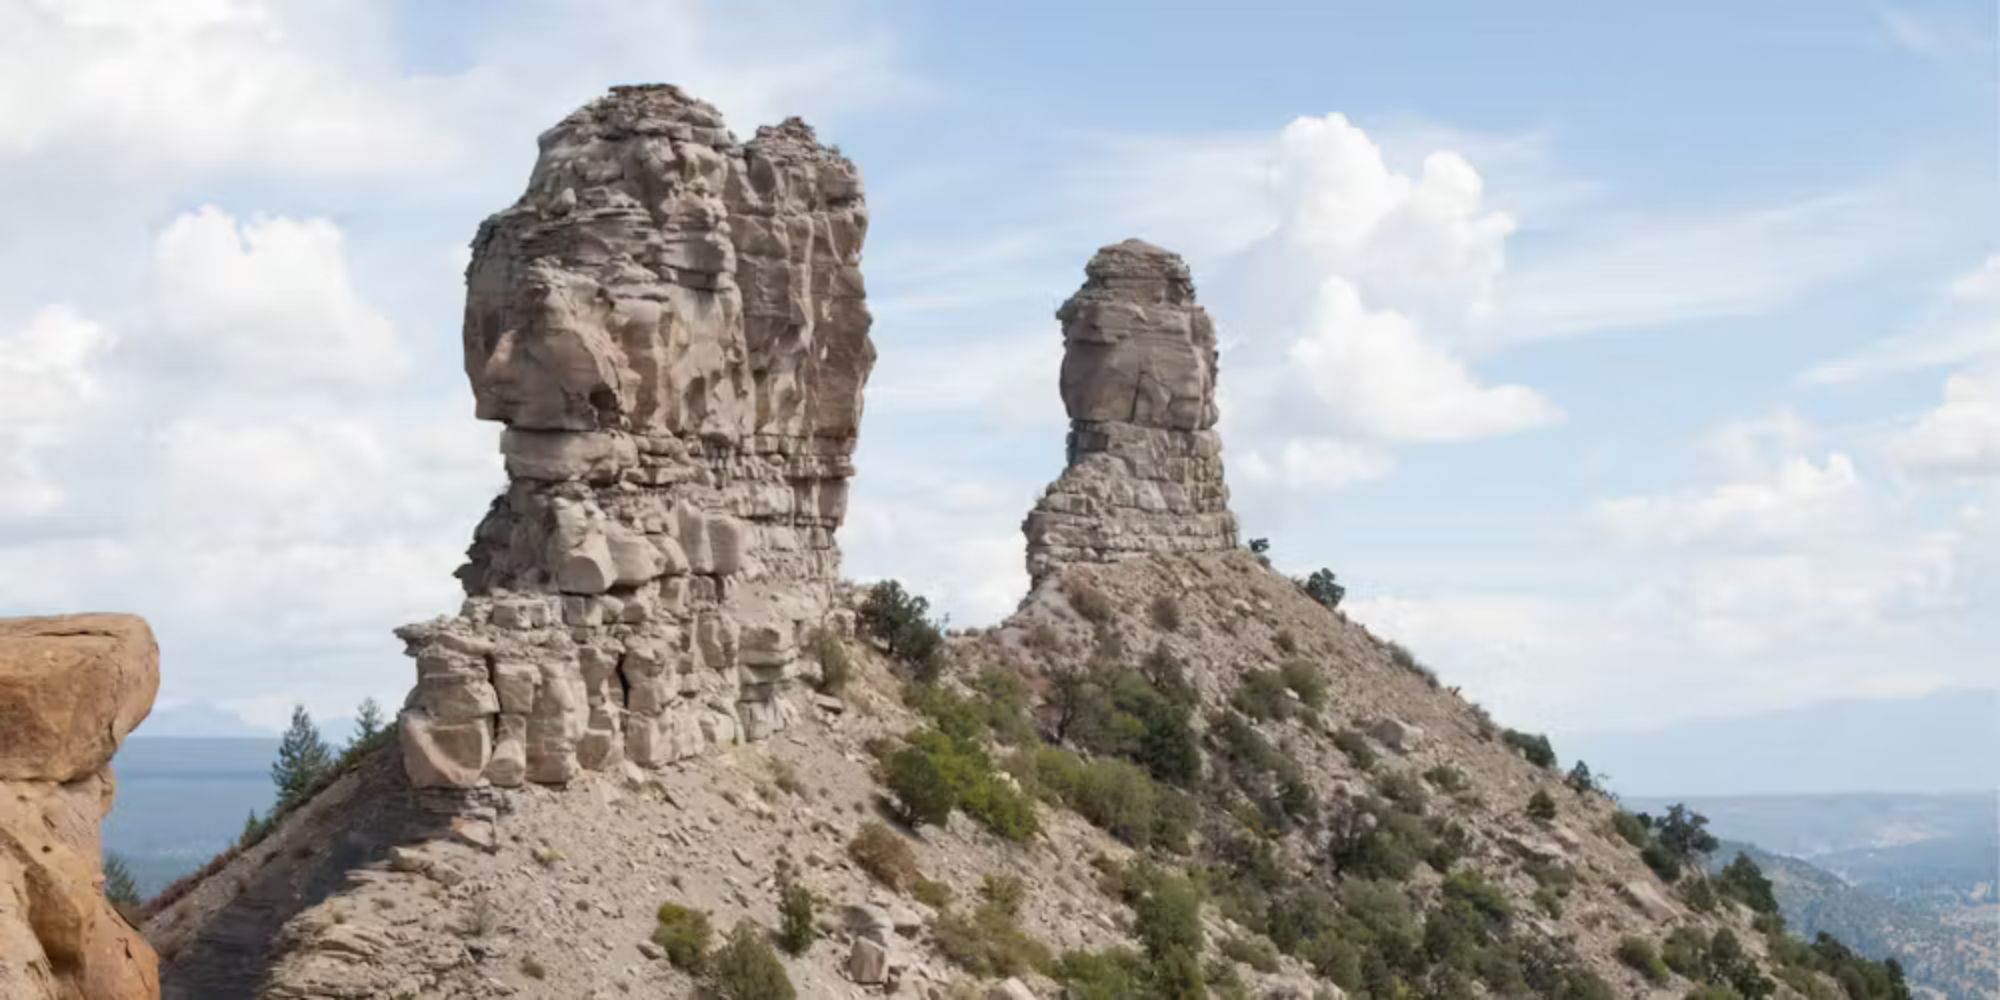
[398,85,874,788]
[0,614,160,1000]
[1022,240,1238,580]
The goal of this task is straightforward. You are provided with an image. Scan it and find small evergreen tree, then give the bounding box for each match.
[271,704,335,808]
[1302,568,1345,610]
[1655,803,1719,865]
[103,851,142,917]
[351,697,386,744]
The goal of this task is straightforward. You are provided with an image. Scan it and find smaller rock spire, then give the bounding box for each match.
[1023,240,1238,580]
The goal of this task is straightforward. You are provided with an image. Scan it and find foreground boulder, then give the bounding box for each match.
[0,613,160,1000]
[1022,240,1238,580]
[397,84,876,787]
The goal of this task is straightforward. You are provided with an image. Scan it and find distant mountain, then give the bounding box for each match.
[1627,794,1997,999]
[132,702,274,738]
[1624,792,1996,858]
[1563,688,1999,796]
[1711,841,1997,1000]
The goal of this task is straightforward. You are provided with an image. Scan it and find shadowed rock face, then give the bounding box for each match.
[398,84,874,788]
[1024,240,1238,579]
[0,614,160,1000]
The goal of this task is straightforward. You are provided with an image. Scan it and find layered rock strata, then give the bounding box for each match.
[0,613,160,1000]
[1023,240,1238,580]
[397,84,874,788]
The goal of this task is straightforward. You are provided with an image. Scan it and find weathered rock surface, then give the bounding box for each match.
[0,615,160,782]
[1022,240,1237,580]
[396,84,874,788]
[0,613,160,1000]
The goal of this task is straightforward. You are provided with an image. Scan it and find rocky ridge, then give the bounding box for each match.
[136,92,1900,1000]
[397,83,875,790]
[0,614,160,1000]
[1022,240,1238,581]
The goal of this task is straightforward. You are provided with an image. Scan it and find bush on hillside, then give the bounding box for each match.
[1715,853,1779,915]
[1526,788,1558,822]
[1302,568,1345,610]
[775,865,817,955]
[933,898,1052,977]
[847,821,920,890]
[1068,579,1116,623]
[1231,669,1296,722]
[812,627,852,694]
[653,902,714,972]
[1501,729,1556,768]
[858,580,946,680]
[709,920,794,1000]
[1616,936,1669,984]
[1277,658,1328,710]
[1148,594,1183,632]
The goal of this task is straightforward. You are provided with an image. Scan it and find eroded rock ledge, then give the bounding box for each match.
[1022,240,1238,580]
[397,84,875,788]
[0,613,160,1000]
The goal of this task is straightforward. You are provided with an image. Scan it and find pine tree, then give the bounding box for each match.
[271,704,334,808]
[351,697,386,745]
[103,851,141,916]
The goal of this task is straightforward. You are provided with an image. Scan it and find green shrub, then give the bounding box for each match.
[858,580,945,679]
[1663,927,1710,979]
[1055,947,1151,1000]
[1642,841,1683,882]
[1149,594,1183,632]
[1142,642,1199,707]
[1616,936,1669,984]
[1611,810,1649,847]
[103,852,141,919]
[980,873,1026,916]
[1532,885,1563,918]
[1423,765,1467,793]
[710,920,795,1000]
[847,821,921,891]
[1683,875,1718,913]
[1133,873,1204,962]
[1232,669,1295,722]
[1526,788,1557,822]
[1332,728,1377,770]
[1715,853,1779,915]
[1564,759,1600,795]
[885,744,957,827]
[912,877,953,908]
[1378,769,1429,813]
[1502,729,1556,768]
[1024,747,1186,850]
[1273,628,1298,654]
[519,955,547,980]
[884,728,1038,840]
[1054,665,1202,787]
[1653,803,1719,866]
[1441,870,1512,927]
[653,902,714,973]
[1277,659,1328,710]
[1220,934,1281,973]
[775,867,816,955]
[1069,580,1115,623]
[1303,568,1345,609]
[933,900,1052,977]
[812,627,851,694]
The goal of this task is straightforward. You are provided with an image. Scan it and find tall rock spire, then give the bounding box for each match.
[1023,239,1238,580]
[397,85,874,788]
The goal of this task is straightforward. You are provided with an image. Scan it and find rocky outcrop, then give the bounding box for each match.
[0,614,160,1000]
[396,84,874,788]
[1022,240,1238,579]
[1024,238,1240,580]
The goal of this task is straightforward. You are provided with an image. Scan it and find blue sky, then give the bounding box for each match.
[0,0,1993,769]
